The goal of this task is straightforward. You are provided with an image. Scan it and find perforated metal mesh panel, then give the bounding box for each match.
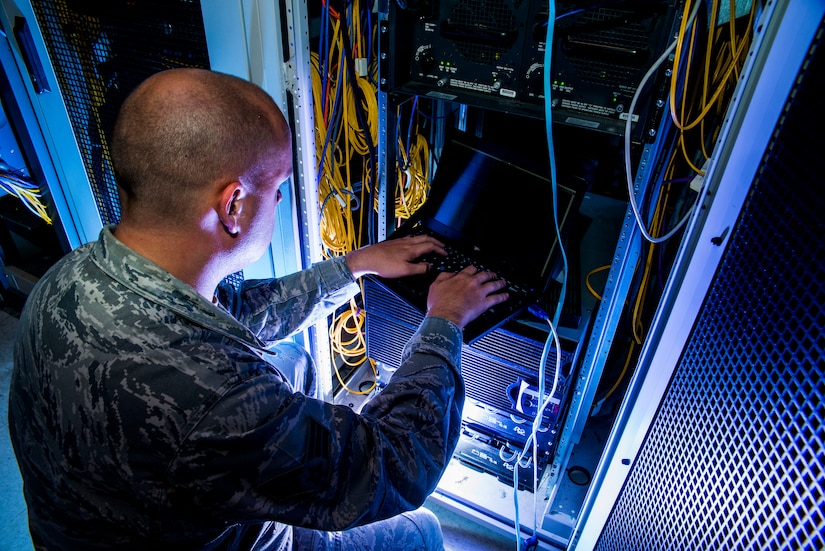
[567,7,651,50]
[31,0,209,225]
[595,22,824,551]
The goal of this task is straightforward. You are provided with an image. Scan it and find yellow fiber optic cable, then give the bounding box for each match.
[585,265,611,301]
[0,172,53,225]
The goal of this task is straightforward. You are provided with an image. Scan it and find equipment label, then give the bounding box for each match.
[561,99,616,118]
[451,79,494,94]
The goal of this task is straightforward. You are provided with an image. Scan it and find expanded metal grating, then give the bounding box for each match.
[31,0,210,225]
[595,21,824,551]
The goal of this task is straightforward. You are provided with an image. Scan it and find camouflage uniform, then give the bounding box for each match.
[9,226,464,550]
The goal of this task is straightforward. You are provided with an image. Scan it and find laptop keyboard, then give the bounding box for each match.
[378,227,551,342]
[414,233,533,302]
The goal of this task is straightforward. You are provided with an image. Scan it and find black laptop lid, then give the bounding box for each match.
[415,133,579,289]
[372,130,583,343]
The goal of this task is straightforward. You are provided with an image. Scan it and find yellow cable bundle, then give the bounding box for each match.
[0,171,53,225]
[329,297,367,366]
[311,0,382,259]
[311,46,360,257]
[314,0,386,387]
[395,132,431,220]
[329,293,377,395]
[669,0,757,174]
[343,75,379,158]
[340,67,377,244]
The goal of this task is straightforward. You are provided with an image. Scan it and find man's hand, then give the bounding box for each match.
[426,266,509,329]
[345,235,447,279]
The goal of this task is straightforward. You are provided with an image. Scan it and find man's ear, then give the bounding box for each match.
[218,181,244,236]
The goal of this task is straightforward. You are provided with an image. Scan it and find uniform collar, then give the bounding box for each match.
[91,225,268,351]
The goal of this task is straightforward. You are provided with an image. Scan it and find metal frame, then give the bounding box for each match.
[0,0,103,248]
[279,0,334,397]
[570,1,823,547]
[377,5,390,242]
[535,84,676,543]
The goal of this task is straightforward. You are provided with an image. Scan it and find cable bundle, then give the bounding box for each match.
[394,98,431,220]
[328,294,377,395]
[313,0,379,259]
[669,0,758,175]
[313,1,437,381]
[594,0,760,414]
[313,0,383,381]
[0,166,52,225]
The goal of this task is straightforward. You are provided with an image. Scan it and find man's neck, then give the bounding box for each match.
[112,223,220,300]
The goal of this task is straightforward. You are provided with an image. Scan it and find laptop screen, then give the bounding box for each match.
[374,130,584,343]
[420,135,580,289]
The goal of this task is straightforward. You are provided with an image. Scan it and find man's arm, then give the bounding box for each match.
[218,256,359,343]
[169,316,464,532]
[184,238,509,531]
[219,235,450,342]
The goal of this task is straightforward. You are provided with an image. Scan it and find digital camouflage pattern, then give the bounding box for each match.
[9,226,464,550]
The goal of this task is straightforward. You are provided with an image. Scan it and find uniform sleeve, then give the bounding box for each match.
[216,256,359,345]
[165,316,464,532]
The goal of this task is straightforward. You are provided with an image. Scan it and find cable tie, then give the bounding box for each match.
[355,58,368,77]
[521,535,539,551]
[690,159,711,192]
[689,173,704,193]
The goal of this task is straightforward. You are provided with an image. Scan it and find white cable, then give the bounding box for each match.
[532,318,561,531]
[512,2,561,546]
[512,315,562,545]
[625,0,703,244]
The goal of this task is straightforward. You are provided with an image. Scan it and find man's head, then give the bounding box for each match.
[110,68,293,275]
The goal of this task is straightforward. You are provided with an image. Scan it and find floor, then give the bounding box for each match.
[0,307,33,551]
[0,303,514,551]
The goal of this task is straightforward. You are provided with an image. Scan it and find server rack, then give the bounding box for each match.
[369,0,822,549]
[0,0,102,252]
[2,1,821,550]
[576,1,824,548]
[0,0,333,392]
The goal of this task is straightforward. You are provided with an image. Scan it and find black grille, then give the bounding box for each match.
[569,58,636,88]
[31,0,210,225]
[568,8,651,52]
[364,278,575,417]
[446,0,519,64]
[595,21,825,551]
[558,4,667,88]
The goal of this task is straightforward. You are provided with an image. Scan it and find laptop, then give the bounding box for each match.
[368,130,584,343]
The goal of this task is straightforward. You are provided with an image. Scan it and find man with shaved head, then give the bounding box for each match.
[9,69,508,550]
